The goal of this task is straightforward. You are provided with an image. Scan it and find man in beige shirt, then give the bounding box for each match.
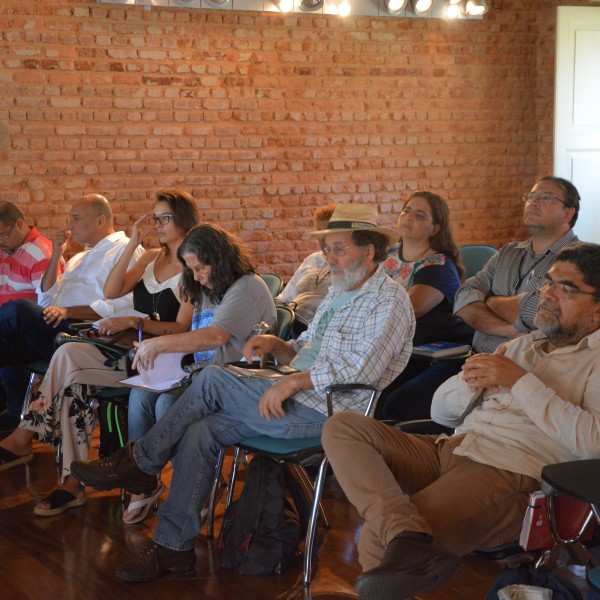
[322,241,600,600]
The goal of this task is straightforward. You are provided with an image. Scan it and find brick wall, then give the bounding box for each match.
[0,0,590,276]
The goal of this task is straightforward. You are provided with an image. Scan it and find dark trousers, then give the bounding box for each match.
[375,355,464,422]
[0,299,73,415]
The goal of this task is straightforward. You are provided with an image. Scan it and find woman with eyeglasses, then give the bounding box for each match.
[0,189,200,517]
[376,191,473,422]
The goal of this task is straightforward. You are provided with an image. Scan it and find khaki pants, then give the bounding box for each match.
[322,412,539,571]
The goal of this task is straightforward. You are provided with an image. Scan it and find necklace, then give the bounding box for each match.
[150,287,166,321]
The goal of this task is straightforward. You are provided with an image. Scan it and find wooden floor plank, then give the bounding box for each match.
[0,438,501,599]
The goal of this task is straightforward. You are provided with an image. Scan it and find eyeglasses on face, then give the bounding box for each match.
[537,274,600,300]
[0,222,16,241]
[148,213,174,225]
[521,192,566,206]
[322,244,356,258]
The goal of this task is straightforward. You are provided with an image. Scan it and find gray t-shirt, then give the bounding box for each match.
[192,273,277,365]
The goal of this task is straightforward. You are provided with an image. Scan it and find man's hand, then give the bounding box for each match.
[461,345,527,392]
[258,375,300,420]
[244,334,281,364]
[41,306,68,327]
[51,229,71,255]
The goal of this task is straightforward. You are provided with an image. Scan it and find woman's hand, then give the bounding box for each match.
[129,213,155,247]
[97,316,136,335]
[132,337,162,372]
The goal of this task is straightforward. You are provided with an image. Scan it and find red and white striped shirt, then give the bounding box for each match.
[0,226,57,306]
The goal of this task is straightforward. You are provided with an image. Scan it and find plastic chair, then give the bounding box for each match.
[275,306,295,341]
[207,383,379,586]
[459,245,497,279]
[260,273,283,298]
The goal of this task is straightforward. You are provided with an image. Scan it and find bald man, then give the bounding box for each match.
[0,194,144,432]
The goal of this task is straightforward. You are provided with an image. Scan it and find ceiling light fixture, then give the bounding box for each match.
[385,0,408,14]
[300,0,324,10]
[279,0,294,10]
[411,0,433,16]
[337,0,351,15]
[465,0,488,15]
[446,0,462,18]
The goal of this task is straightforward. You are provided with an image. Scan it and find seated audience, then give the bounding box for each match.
[322,241,600,600]
[454,176,580,353]
[70,204,415,583]
[123,223,277,524]
[0,194,144,432]
[275,204,335,336]
[0,201,59,433]
[376,191,472,421]
[0,190,199,517]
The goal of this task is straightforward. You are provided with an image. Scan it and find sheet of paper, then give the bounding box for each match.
[119,352,189,392]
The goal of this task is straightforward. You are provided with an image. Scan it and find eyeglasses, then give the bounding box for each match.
[537,275,600,300]
[148,214,174,225]
[0,222,16,241]
[322,244,356,258]
[521,192,567,206]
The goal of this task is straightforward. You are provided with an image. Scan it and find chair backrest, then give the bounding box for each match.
[260,273,283,299]
[276,306,295,340]
[459,245,497,279]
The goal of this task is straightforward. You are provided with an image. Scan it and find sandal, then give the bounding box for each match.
[123,482,166,525]
[34,489,87,517]
[0,447,33,472]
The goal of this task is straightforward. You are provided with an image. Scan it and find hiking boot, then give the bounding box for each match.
[116,541,196,583]
[355,533,459,600]
[70,442,156,496]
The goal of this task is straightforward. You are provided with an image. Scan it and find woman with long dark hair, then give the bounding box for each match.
[123,223,276,523]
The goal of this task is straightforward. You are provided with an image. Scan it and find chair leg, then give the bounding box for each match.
[303,455,329,587]
[291,464,330,530]
[224,446,244,511]
[206,448,226,539]
[21,371,40,419]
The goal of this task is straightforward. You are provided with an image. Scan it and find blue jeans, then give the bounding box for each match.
[133,365,327,551]
[0,300,73,409]
[127,388,183,441]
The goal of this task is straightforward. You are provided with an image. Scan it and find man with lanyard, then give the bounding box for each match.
[71,204,415,583]
[454,176,580,353]
[0,201,58,433]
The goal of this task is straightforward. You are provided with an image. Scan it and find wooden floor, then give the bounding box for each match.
[0,438,502,600]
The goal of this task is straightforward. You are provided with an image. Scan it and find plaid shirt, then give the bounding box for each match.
[453,230,578,353]
[289,264,415,416]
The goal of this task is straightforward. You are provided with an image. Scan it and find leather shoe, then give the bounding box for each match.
[70,442,156,495]
[355,533,459,600]
[116,541,196,583]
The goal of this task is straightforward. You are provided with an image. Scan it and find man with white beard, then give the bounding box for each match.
[71,204,416,582]
[321,241,600,600]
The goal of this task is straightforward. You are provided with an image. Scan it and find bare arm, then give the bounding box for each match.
[455,301,521,338]
[258,371,314,420]
[41,304,101,327]
[243,334,297,365]
[41,230,70,293]
[485,295,521,326]
[407,284,444,319]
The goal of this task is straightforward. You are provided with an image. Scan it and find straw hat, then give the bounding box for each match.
[311,204,400,244]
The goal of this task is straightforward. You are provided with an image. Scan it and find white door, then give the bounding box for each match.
[555,6,600,243]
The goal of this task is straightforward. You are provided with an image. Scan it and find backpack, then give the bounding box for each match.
[217,455,312,575]
[98,400,128,458]
[486,564,584,600]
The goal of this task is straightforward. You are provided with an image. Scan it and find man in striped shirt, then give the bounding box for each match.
[0,202,57,433]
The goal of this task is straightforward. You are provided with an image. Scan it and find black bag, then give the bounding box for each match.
[98,400,128,458]
[486,564,584,600]
[217,456,310,575]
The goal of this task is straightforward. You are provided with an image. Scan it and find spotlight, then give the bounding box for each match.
[446,0,462,18]
[385,0,408,14]
[338,0,351,14]
[411,0,433,15]
[465,0,488,15]
[279,0,293,10]
[300,0,324,10]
